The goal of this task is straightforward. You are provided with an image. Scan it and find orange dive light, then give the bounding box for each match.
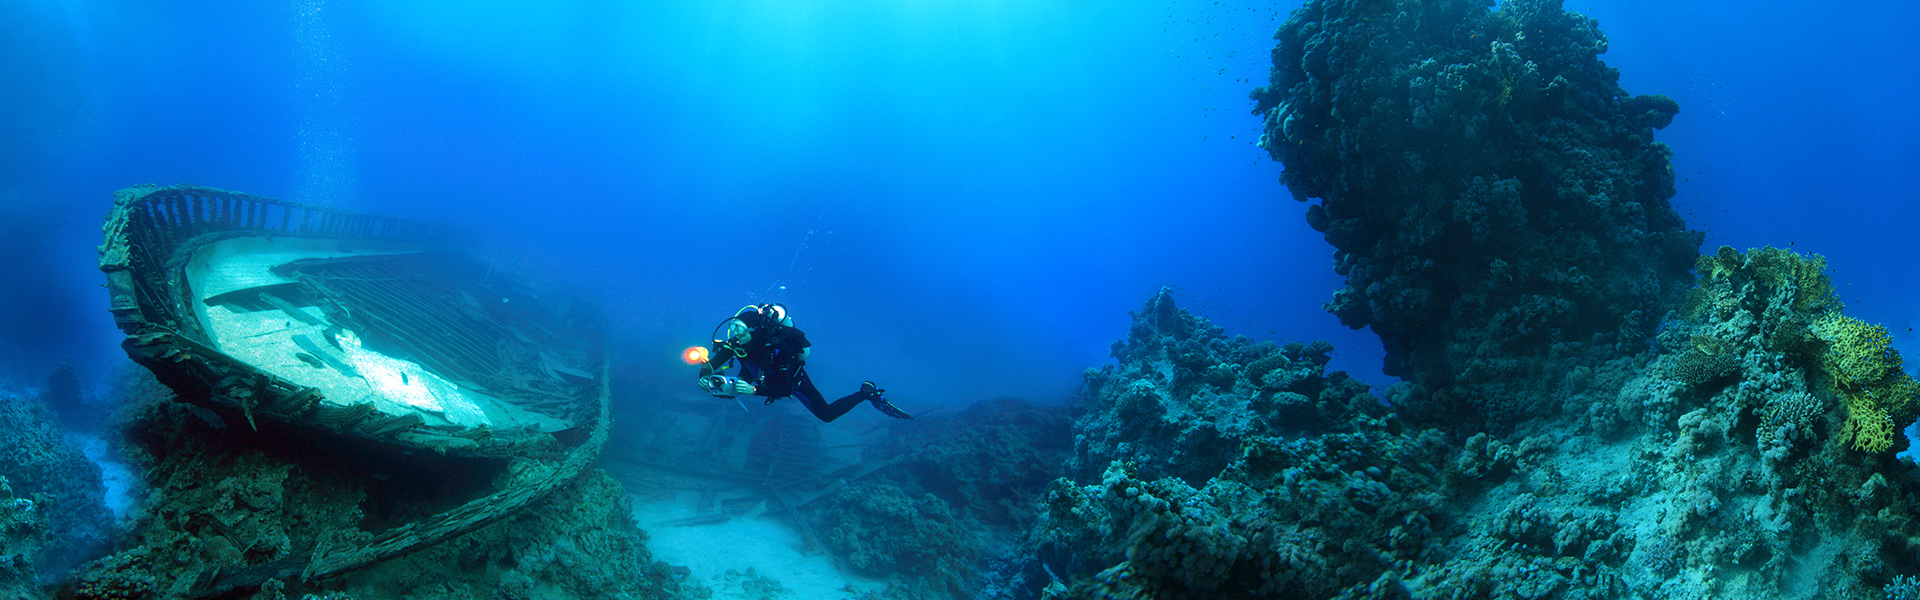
[682,346,709,365]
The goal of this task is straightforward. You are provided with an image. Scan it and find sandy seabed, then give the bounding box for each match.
[633,493,883,600]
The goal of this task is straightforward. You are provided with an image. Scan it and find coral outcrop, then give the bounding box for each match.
[807,398,1072,600]
[1004,290,1455,599]
[806,483,981,600]
[339,471,688,600]
[1,476,52,600]
[868,398,1072,533]
[1070,287,1386,487]
[0,391,112,586]
[1252,0,1703,428]
[1011,277,1920,598]
[1556,246,1920,597]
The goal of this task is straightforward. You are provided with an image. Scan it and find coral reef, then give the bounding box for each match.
[867,397,1072,532]
[1,476,52,600]
[1251,0,1703,428]
[1814,313,1919,453]
[1560,246,1920,597]
[805,483,982,600]
[1010,276,1920,598]
[1070,287,1386,487]
[1003,290,1454,599]
[806,398,1071,600]
[64,373,693,600]
[0,391,112,585]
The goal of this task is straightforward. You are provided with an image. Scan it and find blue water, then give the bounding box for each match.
[1,0,1915,412]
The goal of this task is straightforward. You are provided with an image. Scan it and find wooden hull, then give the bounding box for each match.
[99,185,610,593]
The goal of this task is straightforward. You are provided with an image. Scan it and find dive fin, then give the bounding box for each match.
[863,383,911,420]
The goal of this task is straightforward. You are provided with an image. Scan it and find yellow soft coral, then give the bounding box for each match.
[1692,247,1912,453]
[1817,314,1899,389]
[1844,394,1897,453]
[1815,313,1919,452]
[1692,246,1836,318]
[1695,245,1743,282]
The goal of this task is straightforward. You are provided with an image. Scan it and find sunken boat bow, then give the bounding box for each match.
[99,185,610,593]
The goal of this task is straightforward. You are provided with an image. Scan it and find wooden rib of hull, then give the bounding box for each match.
[99,185,611,594]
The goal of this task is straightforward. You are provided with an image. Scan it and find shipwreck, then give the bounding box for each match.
[97,184,610,595]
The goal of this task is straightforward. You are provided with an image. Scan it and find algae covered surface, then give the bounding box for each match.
[62,372,692,600]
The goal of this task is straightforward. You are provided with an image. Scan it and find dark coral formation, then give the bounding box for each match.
[42,362,100,432]
[806,398,1072,600]
[0,390,112,585]
[807,483,981,600]
[1252,0,1703,427]
[65,375,692,600]
[868,397,1072,531]
[1,475,52,599]
[1005,290,1455,598]
[1072,287,1385,486]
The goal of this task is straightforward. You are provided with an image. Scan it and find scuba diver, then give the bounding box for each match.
[696,303,912,422]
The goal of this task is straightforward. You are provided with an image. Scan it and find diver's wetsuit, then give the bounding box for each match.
[700,311,883,423]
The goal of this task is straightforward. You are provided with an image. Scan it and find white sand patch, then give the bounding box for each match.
[75,434,140,523]
[635,493,883,600]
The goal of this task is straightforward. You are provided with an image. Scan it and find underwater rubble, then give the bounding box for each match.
[63,373,694,600]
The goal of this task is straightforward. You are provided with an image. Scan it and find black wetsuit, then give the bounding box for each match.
[701,311,878,423]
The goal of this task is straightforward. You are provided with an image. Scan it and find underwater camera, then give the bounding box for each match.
[701,374,740,398]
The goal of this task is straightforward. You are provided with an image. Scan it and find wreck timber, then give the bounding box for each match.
[99,184,610,595]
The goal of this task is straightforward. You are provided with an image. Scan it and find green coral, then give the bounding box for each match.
[1747,246,1838,313]
[1244,352,1291,384]
[1817,314,1901,388]
[1696,247,1912,454]
[1695,245,1744,282]
[1692,246,1838,317]
[1814,313,1920,453]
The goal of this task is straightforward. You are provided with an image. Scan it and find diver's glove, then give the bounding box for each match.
[862,381,913,420]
